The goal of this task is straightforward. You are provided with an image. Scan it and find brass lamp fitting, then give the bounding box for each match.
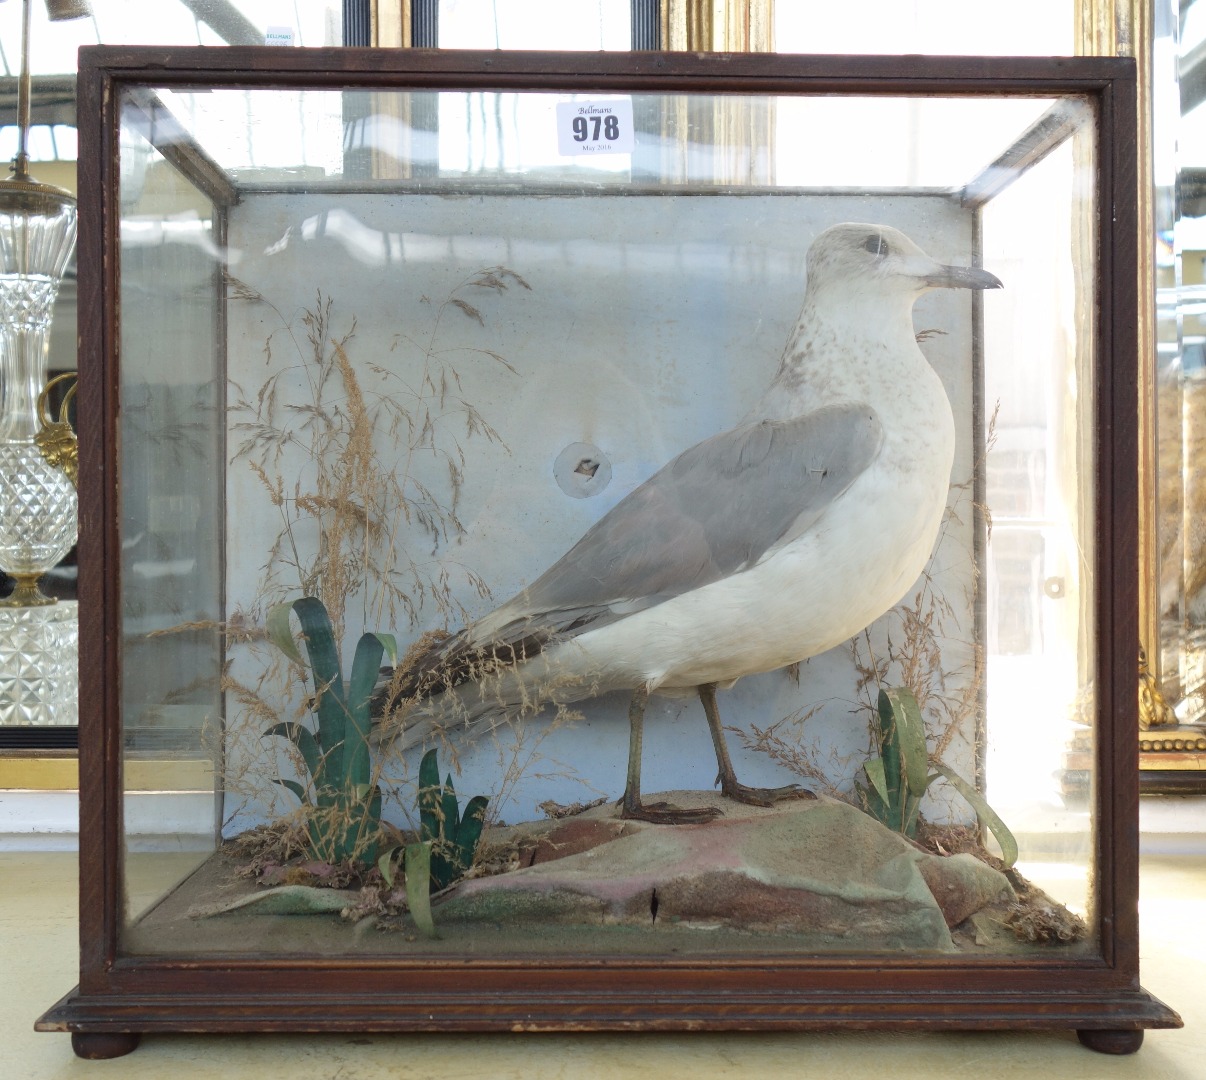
[34,372,77,488]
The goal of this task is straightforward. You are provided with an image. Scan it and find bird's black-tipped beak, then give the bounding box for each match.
[925,264,1003,290]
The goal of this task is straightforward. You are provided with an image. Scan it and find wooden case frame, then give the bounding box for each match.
[38,46,1179,1058]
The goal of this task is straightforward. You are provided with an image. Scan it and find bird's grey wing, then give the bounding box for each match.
[380,402,883,704]
[507,401,885,634]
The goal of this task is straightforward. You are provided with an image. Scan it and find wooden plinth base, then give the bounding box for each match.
[39,981,1180,1058]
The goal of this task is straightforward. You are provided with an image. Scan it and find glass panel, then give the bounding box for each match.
[118,103,224,914]
[982,134,1095,915]
[151,87,1054,190]
[116,81,1099,961]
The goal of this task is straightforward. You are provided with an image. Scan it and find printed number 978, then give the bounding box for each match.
[572,114,621,142]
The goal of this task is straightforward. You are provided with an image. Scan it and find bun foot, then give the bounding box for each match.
[71,1031,142,1059]
[1077,1028,1144,1055]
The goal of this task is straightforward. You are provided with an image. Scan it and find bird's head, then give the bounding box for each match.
[804,223,1003,303]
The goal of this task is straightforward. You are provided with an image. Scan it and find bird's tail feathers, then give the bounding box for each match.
[371,636,605,754]
[371,619,548,715]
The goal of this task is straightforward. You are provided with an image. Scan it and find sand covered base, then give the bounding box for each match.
[123,793,1091,959]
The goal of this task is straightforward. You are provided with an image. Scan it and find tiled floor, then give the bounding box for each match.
[5,851,1202,1078]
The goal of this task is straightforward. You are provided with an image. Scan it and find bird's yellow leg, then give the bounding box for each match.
[621,684,721,824]
[699,683,816,807]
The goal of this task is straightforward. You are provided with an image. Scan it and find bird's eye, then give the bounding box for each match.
[862,234,889,257]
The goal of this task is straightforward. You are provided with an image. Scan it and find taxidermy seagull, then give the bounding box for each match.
[376,222,1002,824]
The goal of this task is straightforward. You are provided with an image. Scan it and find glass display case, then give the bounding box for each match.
[38,46,1179,1056]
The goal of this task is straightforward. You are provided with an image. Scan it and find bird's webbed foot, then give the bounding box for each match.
[620,794,723,825]
[719,780,817,808]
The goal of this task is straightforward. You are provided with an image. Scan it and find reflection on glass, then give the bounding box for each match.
[982,136,1094,913]
[151,87,1058,193]
[117,108,223,913]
